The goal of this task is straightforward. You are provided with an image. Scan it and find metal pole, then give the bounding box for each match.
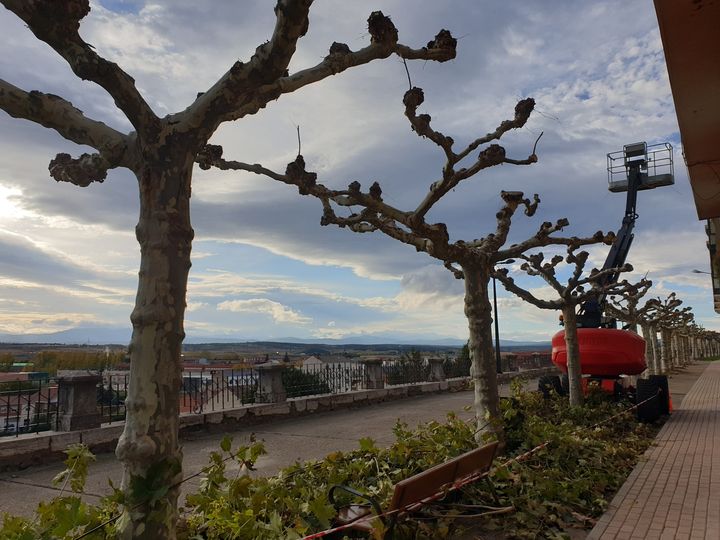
[492,276,502,373]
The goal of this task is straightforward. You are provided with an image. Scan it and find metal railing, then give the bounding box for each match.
[0,378,58,438]
[283,363,367,398]
[444,356,471,379]
[98,374,128,424]
[383,359,430,386]
[180,368,257,414]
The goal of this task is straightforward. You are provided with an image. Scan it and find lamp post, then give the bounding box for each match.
[492,276,502,373]
[492,260,516,374]
[692,269,710,274]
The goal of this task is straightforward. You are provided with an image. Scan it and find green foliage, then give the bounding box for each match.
[183,389,659,539]
[480,386,660,538]
[1,445,119,539]
[0,389,660,540]
[52,443,97,494]
[183,415,478,539]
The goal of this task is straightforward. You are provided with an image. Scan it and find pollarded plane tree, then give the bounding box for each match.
[665,308,695,367]
[604,279,656,373]
[605,278,653,334]
[685,322,704,363]
[492,247,638,405]
[201,87,616,438]
[700,329,720,358]
[645,294,691,373]
[0,2,459,537]
[640,293,682,374]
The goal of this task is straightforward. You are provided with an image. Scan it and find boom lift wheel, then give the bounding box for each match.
[636,378,662,423]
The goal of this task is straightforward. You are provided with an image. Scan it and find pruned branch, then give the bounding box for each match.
[606,277,653,324]
[493,244,636,310]
[0,80,130,162]
[182,11,456,136]
[494,224,612,262]
[49,152,110,187]
[407,92,537,220]
[492,267,561,310]
[2,0,158,135]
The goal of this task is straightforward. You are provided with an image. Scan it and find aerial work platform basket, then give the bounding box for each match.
[607,141,674,193]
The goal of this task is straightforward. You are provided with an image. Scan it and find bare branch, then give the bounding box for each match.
[0,80,130,160]
[492,267,561,310]
[455,100,537,163]
[2,0,158,134]
[480,192,540,252]
[409,96,536,219]
[445,261,464,279]
[253,0,313,80]
[182,12,456,135]
[494,225,612,262]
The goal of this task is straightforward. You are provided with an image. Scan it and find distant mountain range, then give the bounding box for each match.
[0,326,549,349]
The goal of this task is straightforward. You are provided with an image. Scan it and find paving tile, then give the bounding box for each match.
[589,361,720,540]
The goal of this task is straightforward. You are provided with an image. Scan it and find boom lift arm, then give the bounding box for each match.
[576,142,673,328]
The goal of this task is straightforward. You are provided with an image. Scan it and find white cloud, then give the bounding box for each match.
[217,298,312,325]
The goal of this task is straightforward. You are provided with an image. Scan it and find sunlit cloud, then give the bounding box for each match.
[217,298,312,325]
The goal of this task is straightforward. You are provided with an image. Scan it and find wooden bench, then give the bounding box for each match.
[328,440,499,537]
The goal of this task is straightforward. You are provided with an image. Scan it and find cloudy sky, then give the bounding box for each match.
[0,0,714,344]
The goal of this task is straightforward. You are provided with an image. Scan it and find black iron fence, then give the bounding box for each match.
[444,356,471,379]
[283,363,367,398]
[382,359,430,386]
[180,368,257,414]
[98,373,128,424]
[0,356,479,437]
[0,378,57,438]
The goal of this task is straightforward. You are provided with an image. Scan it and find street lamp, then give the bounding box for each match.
[492,259,515,374]
[492,276,502,374]
[692,269,711,274]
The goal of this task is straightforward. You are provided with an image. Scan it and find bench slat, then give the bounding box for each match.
[388,440,499,510]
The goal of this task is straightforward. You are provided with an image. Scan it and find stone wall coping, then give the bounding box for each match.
[56,372,103,382]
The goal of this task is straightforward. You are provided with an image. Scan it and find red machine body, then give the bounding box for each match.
[551,328,646,376]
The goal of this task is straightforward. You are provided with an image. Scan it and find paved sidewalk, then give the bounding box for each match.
[588,361,720,540]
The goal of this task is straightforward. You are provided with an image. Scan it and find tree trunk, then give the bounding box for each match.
[462,264,501,442]
[115,154,194,540]
[652,327,662,373]
[640,323,655,376]
[660,328,671,373]
[562,306,583,406]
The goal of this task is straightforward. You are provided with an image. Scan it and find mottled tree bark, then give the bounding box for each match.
[462,264,500,440]
[652,328,662,373]
[660,328,671,372]
[562,306,583,406]
[640,323,657,375]
[115,154,194,539]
